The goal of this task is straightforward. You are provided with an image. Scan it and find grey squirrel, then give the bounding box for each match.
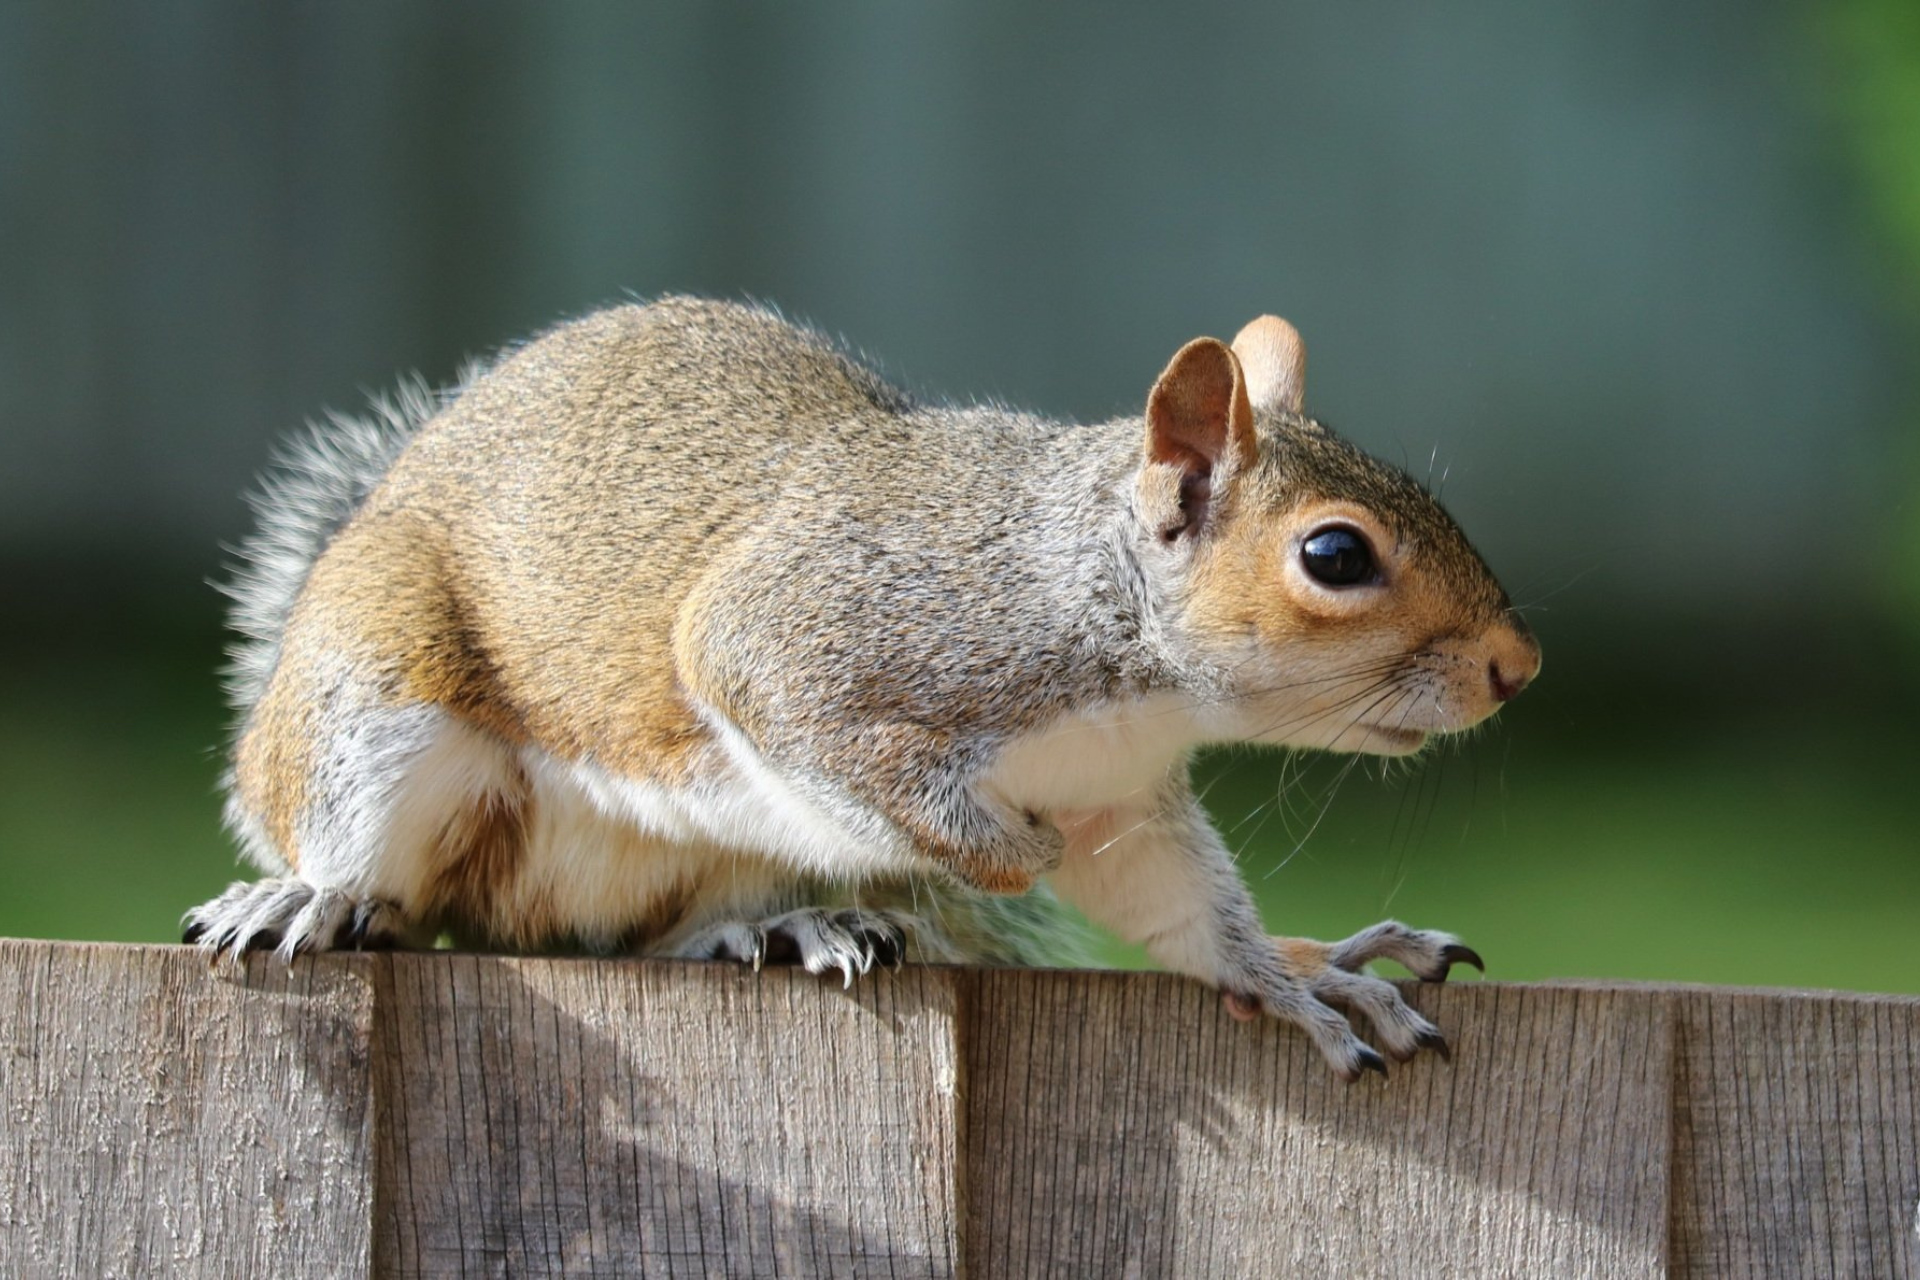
[185,297,1539,1080]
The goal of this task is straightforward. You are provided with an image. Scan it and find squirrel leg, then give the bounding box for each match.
[220,642,530,960]
[862,748,1065,894]
[1046,789,1451,1081]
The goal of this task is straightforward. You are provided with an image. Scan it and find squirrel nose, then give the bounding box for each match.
[1489,660,1529,703]
[1488,638,1540,702]
[1486,616,1541,704]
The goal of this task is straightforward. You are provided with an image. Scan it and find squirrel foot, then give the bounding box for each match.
[1223,920,1479,1079]
[183,878,413,964]
[679,907,909,988]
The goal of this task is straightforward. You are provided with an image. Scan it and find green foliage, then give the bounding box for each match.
[1824,0,1920,636]
[1826,0,1920,292]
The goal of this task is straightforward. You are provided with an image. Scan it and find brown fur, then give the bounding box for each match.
[1276,936,1336,977]
[230,660,315,870]
[425,782,531,934]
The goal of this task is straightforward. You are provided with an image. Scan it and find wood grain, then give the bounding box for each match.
[0,940,374,1277]
[4,940,1918,1277]
[1671,986,1920,1279]
[373,954,962,1278]
[962,970,1673,1278]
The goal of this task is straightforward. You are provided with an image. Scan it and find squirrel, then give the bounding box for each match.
[185,296,1540,1080]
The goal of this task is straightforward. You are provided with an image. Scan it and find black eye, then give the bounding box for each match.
[1300,527,1378,587]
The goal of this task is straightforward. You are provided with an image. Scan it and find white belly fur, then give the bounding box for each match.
[981,691,1215,818]
[348,693,1216,944]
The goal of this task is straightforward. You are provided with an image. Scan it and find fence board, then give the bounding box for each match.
[1670,986,1920,1279]
[0,941,374,1277]
[373,954,962,1278]
[962,970,1672,1278]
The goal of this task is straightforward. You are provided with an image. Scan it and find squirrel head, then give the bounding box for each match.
[1135,316,1540,756]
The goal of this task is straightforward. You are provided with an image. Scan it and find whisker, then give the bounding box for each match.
[1507,541,1647,609]
[1511,561,1609,611]
[1264,752,1365,879]
[1085,807,1166,859]
[1233,746,1320,863]
[1225,793,1280,865]
[1388,745,1444,910]
[1236,673,1409,745]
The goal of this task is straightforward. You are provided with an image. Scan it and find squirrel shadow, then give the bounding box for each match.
[361,953,957,1278]
[260,954,1665,1276]
[959,968,1670,1277]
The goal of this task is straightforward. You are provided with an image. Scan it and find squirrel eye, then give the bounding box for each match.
[1300,527,1378,587]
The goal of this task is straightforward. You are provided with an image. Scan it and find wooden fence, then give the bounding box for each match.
[0,938,1915,1276]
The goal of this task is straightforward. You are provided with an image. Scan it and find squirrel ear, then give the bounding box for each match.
[1230,315,1307,415]
[1142,336,1256,541]
[1145,336,1256,478]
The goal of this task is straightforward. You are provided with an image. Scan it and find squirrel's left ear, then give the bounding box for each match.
[1231,315,1306,415]
[1141,336,1256,542]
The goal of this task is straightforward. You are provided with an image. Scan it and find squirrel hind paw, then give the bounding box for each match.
[680,920,770,970]
[183,879,412,963]
[676,907,911,987]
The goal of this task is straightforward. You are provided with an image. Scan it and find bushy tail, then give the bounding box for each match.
[217,377,444,717]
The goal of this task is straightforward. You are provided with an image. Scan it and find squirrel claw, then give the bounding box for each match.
[677,907,914,985]
[1322,921,1483,983]
[1415,1027,1452,1063]
[1438,943,1485,978]
[184,879,412,965]
[848,917,906,969]
[1348,1046,1389,1082]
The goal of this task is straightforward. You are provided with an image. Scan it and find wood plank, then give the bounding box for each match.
[1671,986,1920,1278]
[0,940,375,1277]
[373,954,962,1278]
[962,971,1672,1278]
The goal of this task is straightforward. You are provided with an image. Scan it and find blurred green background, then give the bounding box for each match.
[2,3,1916,991]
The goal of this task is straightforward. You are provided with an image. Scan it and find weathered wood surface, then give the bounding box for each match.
[965,971,1674,1278]
[0,941,1916,1278]
[374,953,960,1277]
[0,940,375,1278]
[1671,986,1920,1278]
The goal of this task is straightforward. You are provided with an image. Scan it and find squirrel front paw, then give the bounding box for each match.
[1222,920,1480,1081]
[677,907,910,987]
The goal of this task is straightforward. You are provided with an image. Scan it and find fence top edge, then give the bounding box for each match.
[1,937,1914,1008]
